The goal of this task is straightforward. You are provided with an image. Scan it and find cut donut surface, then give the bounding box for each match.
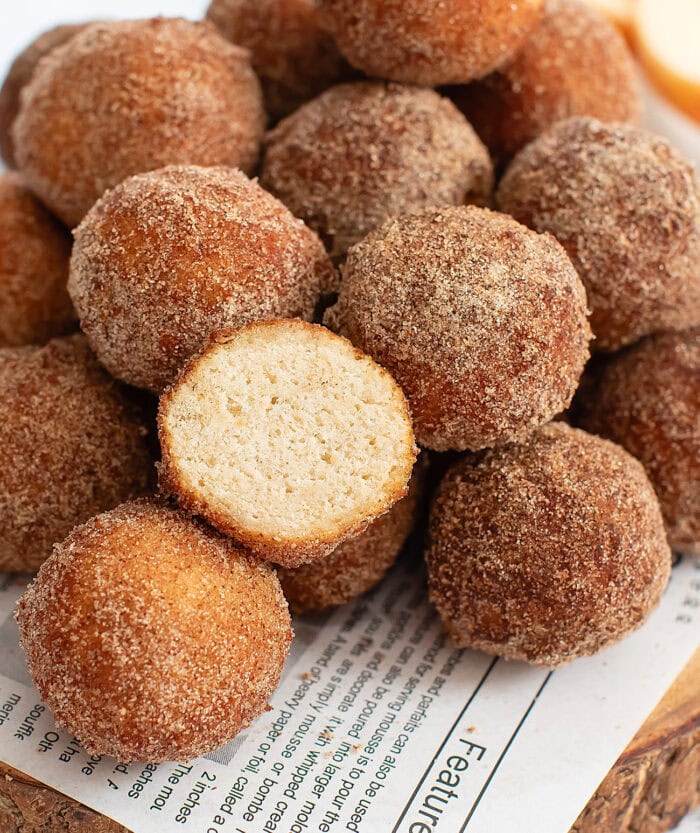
[159,319,417,566]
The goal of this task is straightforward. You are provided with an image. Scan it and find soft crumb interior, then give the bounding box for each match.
[164,324,413,541]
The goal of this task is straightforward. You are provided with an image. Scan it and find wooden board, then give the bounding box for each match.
[573,647,700,833]
[1,649,698,833]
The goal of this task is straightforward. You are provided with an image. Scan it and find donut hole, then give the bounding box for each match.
[159,319,416,562]
[16,500,292,762]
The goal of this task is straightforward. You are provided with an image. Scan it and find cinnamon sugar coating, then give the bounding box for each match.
[498,117,700,351]
[0,335,152,573]
[0,172,75,347]
[278,496,415,613]
[206,0,351,121]
[426,423,672,667]
[262,82,493,258]
[315,0,543,86]
[325,205,591,451]
[0,23,89,168]
[278,459,425,613]
[12,18,266,228]
[577,329,700,555]
[448,0,641,164]
[16,500,292,763]
[69,165,335,393]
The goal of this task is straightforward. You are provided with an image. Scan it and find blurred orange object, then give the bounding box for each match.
[635,0,700,124]
[586,0,635,41]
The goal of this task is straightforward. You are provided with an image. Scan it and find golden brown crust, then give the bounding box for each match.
[325,205,591,451]
[0,172,75,347]
[0,23,89,168]
[497,117,700,351]
[315,0,544,86]
[576,329,700,555]
[13,18,266,227]
[426,423,672,667]
[16,499,292,763]
[159,446,383,566]
[0,335,153,573]
[159,485,378,567]
[278,460,425,612]
[448,0,641,164]
[206,0,351,120]
[69,165,336,393]
[261,81,493,258]
[158,320,417,567]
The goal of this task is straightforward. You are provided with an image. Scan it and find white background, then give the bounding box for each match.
[0,1,207,83]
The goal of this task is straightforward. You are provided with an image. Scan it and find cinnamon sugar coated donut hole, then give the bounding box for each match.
[206,0,350,121]
[577,329,700,555]
[497,117,700,351]
[16,500,292,763]
[447,0,641,164]
[278,462,423,613]
[315,0,544,86]
[0,173,75,347]
[0,335,152,573]
[426,423,672,666]
[261,82,493,258]
[0,23,89,168]
[12,18,265,227]
[158,320,417,567]
[69,165,335,393]
[325,205,591,452]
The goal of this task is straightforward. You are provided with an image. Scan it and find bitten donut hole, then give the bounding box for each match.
[159,319,416,562]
